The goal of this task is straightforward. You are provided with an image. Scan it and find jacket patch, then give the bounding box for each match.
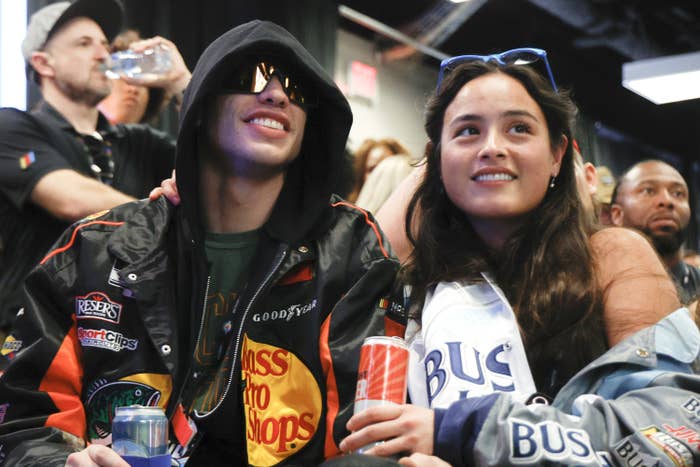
[18,151,35,170]
[641,426,693,466]
[77,327,138,352]
[108,263,128,289]
[662,425,700,450]
[426,342,517,404]
[509,418,596,464]
[615,439,666,466]
[85,374,172,445]
[681,397,700,418]
[241,334,321,466]
[76,292,123,324]
[251,299,317,323]
[0,336,22,360]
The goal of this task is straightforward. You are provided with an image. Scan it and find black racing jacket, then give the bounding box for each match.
[0,195,401,466]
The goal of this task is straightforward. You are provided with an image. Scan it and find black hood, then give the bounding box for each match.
[176,20,352,244]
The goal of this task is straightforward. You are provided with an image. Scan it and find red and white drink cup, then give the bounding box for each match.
[353,336,409,454]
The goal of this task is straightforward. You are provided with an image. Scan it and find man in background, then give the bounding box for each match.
[611,159,700,313]
[0,0,189,334]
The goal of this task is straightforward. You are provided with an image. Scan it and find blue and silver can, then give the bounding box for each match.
[112,405,171,467]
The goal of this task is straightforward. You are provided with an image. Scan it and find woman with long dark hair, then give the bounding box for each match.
[340,51,700,466]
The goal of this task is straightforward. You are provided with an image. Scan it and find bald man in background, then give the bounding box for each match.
[611,159,700,317]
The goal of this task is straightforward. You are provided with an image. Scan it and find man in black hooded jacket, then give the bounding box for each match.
[0,21,401,466]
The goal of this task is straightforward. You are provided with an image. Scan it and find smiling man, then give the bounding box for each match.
[611,159,700,307]
[0,20,399,466]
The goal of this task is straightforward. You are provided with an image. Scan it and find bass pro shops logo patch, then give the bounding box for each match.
[76,292,123,324]
[241,334,322,466]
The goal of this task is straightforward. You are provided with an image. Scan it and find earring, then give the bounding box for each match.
[549,175,556,189]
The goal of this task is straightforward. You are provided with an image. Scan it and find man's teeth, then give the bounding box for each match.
[250,118,284,130]
[475,173,514,181]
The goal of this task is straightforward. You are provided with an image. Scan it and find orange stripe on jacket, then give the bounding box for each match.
[40,320,86,439]
[331,202,390,258]
[277,262,314,286]
[41,221,124,264]
[319,313,341,458]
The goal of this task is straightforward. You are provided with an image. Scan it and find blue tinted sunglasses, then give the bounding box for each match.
[436,48,557,92]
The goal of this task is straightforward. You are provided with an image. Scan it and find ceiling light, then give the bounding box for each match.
[622,51,700,105]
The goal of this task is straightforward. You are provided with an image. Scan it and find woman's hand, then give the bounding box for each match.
[339,404,434,458]
[65,444,130,466]
[149,171,180,205]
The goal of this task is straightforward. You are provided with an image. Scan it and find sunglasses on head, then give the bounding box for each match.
[220,60,315,109]
[436,47,557,92]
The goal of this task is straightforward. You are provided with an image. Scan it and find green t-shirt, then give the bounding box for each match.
[189,229,259,413]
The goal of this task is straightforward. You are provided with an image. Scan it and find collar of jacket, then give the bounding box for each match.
[33,99,116,136]
[106,197,173,285]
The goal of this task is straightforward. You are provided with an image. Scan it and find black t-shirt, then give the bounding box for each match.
[670,260,700,306]
[0,101,175,327]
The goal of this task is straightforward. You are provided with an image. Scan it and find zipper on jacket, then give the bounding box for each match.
[192,275,212,361]
[170,275,211,416]
[194,247,288,419]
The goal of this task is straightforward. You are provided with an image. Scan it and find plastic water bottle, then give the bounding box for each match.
[105,44,172,80]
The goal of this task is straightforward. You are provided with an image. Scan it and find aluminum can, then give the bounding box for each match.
[354,336,409,454]
[112,405,171,467]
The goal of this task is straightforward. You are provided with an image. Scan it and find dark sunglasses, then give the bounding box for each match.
[220,60,315,109]
[436,48,557,92]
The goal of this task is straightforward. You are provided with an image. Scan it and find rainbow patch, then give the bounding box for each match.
[19,151,36,170]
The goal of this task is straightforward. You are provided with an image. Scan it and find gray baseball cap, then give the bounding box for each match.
[21,0,124,61]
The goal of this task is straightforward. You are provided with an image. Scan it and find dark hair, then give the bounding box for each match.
[348,138,410,202]
[402,60,606,394]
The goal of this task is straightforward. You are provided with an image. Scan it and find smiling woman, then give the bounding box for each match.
[338,53,700,466]
[438,72,565,249]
